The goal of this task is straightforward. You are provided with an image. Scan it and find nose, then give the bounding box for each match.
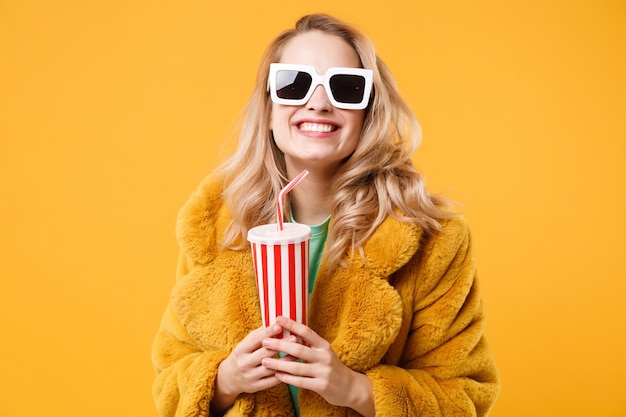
[306,84,333,112]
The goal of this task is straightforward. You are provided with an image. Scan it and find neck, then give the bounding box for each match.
[287,168,334,226]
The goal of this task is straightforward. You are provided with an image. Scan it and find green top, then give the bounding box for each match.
[288,215,330,416]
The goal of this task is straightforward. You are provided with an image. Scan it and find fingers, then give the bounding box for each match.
[262,355,310,376]
[253,318,369,412]
[274,316,322,346]
[263,317,330,364]
[260,332,364,411]
[229,325,279,369]
[225,318,331,397]
[262,337,311,362]
[237,323,284,352]
[220,324,289,396]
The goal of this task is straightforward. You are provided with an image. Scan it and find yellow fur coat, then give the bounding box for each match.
[152,174,500,416]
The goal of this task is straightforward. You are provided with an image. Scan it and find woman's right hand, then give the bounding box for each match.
[211,323,289,413]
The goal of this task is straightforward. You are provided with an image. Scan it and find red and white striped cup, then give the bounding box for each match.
[247,223,311,341]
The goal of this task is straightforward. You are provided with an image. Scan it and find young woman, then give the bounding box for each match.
[152,14,500,417]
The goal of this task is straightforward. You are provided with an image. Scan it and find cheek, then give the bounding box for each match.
[345,111,366,137]
[270,105,288,133]
[269,105,275,131]
[269,109,290,151]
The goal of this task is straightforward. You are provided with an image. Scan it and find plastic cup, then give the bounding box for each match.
[247,222,312,340]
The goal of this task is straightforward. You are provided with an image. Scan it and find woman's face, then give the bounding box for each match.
[270,31,366,176]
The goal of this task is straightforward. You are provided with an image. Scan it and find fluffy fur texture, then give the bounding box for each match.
[152,174,500,416]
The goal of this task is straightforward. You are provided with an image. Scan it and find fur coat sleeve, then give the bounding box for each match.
[151,174,500,416]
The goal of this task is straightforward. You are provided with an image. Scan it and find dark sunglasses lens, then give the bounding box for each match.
[275,70,313,100]
[329,74,366,103]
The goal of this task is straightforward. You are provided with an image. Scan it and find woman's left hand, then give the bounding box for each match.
[260,316,375,417]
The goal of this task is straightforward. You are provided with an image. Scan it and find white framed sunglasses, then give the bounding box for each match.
[268,63,373,110]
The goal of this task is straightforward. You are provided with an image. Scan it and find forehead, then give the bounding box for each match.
[278,31,361,72]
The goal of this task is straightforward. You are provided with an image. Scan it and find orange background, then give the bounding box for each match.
[1,1,625,416]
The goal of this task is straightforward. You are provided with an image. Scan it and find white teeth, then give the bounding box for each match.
[299,122,335,133]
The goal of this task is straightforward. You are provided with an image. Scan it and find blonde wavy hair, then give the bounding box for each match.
[219,13,455,270]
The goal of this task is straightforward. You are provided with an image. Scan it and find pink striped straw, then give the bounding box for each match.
[276,169,309,230]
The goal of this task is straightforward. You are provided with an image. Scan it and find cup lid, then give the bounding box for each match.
[247,223,311,244]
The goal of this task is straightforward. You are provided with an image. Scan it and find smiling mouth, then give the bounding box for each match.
[298,122,338,133]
